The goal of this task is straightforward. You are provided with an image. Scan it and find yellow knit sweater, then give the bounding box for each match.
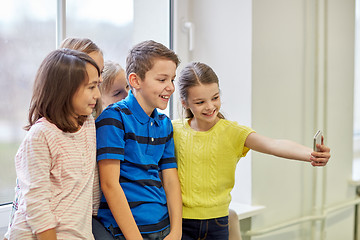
[172,119,254,219]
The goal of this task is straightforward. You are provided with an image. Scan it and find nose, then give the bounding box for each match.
[205,101,213,110]
[94,85,101,100]
[166,80,175,93]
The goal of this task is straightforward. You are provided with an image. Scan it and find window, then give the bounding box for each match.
[0,1,56,204]
[66,0,134,67]
[0,0,171,205]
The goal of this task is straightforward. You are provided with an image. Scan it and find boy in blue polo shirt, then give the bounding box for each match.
[95,40,182,240]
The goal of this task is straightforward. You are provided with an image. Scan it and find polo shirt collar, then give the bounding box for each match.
[125,90,160,125]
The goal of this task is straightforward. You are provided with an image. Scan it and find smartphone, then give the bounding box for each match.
[313,130,322,151]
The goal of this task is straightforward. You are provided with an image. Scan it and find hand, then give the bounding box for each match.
[310,136,330,167]
[164,230,182,240]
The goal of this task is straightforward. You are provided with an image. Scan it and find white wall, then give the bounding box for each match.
[174,0,253,205]
[174,0,356,239]
[251,0,355,239]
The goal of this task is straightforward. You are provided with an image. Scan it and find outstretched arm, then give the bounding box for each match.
[244,132,330,166]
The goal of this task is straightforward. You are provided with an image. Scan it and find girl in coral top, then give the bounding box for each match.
[7,48,101,240]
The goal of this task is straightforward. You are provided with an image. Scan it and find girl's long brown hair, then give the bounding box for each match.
[60,37,103,118]
[26,48,100,132]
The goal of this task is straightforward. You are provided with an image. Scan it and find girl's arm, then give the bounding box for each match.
[36,228,57,240]
[98,159,143,240]
[18,134,58,234]
[244,132,330,166]
[161,168,182,240]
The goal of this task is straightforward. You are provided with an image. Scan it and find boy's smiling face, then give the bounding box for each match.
[130,58,176,116]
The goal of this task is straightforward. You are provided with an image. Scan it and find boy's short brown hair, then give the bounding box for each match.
[125,40,180,83]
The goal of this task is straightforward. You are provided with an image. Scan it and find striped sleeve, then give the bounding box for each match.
[96,108,125,162]
[16,130,58,234]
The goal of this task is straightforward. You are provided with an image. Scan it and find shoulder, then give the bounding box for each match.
[218,119,254,135]
[25,118,62,144]
[158,113,172,125]
[156,113,173,134]
[97,102,128,120]
[171,119,185,130]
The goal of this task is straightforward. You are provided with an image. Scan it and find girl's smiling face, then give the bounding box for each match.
[71,63,101,120]
[183,83,221,131]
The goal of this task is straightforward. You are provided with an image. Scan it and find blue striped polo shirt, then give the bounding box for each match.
[95,90,177,236]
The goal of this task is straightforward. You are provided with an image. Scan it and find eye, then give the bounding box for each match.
[158,79,166,82]
[113,91,123,97]
[212,96,219,100]
[195,101,204,105]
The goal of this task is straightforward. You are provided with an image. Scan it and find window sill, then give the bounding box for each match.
[0,204,11,237]
[229,201,266,220]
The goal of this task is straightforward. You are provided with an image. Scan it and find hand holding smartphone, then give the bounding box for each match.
[313,130,322,152]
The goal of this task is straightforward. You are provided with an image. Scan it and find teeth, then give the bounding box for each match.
[204,110,215,115]
[161,96,169,99]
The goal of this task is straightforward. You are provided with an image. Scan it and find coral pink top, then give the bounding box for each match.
[9,116,97,240]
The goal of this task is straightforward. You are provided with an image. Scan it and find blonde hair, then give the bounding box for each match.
[60,37,102,55]
[100,61,125,94]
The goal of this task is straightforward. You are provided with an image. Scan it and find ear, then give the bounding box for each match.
[181,99,188,109]
[128,73,141,90]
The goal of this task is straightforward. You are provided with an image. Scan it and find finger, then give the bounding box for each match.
[311,152,331,159]
[316,144,330,153]
[310,155,329,163]
[311,161,327,167]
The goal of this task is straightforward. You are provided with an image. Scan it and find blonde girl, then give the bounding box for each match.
[99,60,129,110]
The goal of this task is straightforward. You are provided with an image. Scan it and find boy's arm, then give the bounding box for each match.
[245,132,330,166]
[161,168,182,240]
[98,159,143,240]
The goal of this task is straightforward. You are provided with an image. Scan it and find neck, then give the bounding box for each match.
[68,115,81,132]
[132,90,154,116]
[189,117,220,132]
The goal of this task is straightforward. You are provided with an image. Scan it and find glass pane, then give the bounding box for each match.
[66,0,134,70]
[66,0,171,115]
[0,1,56,203]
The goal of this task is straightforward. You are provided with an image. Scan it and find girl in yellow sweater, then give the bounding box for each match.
[172,62,331,240]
